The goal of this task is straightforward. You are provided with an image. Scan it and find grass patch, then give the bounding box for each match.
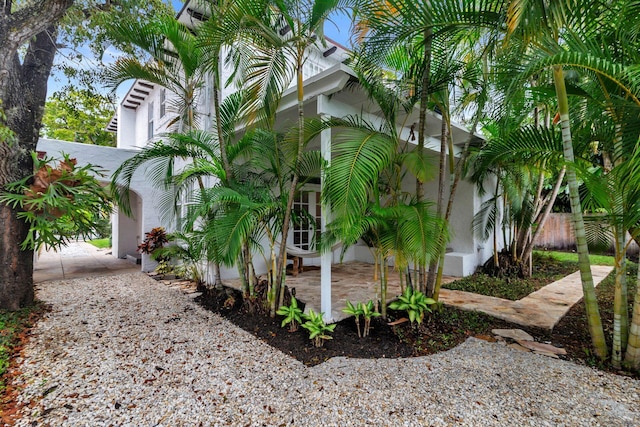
[87,238,110,249]
[0,305,41,393]
[444,252,581,300]
[534,250,616,266]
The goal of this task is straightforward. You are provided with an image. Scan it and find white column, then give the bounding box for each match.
[318,95,332,322]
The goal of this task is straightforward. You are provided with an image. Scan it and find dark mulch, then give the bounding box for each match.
[196,285,518,367]
[549,263,639,376]
[195,264,640,379]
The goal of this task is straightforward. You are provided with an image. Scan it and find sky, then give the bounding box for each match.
[47,1,353,103]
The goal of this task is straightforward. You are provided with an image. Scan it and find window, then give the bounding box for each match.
[147,101,154,140]
[293,191,321,250]
[160,89,166,118]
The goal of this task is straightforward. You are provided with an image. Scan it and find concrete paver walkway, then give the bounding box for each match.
[439,265,614,330]
[34,241,140,283]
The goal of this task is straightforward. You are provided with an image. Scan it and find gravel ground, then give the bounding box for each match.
[9,273,640,426]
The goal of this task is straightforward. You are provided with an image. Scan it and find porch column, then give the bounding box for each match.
[319,96,332,322]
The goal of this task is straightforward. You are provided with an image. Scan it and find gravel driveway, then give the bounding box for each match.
[10,273,640,426]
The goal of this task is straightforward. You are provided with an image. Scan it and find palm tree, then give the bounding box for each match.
[498,0,640,363]
[497,0,611,360]
[313,63,445,318]
[234,0,347,315]
[352,0,506,293]
[105,13,208,131]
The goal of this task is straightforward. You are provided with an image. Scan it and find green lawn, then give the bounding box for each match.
[444,250,618,300]
[534,250,616,266]
[87,238,111,249]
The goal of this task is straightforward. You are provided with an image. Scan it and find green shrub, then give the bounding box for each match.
[388,287,436,326]
[301,309,336,347]
[276,296,304,332]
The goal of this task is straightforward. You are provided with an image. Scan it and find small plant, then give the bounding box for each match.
[360,300,381,337]
[276,296,304,332]
[301,309,336,347]
[343,300,380,337]
[388,286,436,326]
[343,300,363,337]
[138,227,168,256]
[155,259,173,275]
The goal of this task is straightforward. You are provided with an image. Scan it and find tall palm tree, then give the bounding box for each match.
[105,13,208,131]
[498,0,611,360]
[352,0,506,293]
[313,62,445,318]
[235,0,347,315]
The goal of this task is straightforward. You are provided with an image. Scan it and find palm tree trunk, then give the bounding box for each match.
[433,104,483,301]
[623,261,640,370]
[380,255,388,319]
[426,109,448,296]
[521,166,566,266]
[273,52,305,317]
[553,65,607,360]
[611,125,629,366]
[612,226,628,368]
[212,61,232,182]
[416,28,432,292]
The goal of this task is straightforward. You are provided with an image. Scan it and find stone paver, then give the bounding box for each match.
[439,265,614,330]
[492,328,534,342]
[34,241,140,283]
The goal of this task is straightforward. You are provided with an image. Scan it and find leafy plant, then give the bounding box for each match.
[343,300,380,338]
[360,300,381,337]
[137,227,168,257]
[0,152,112,251]
[154,259,173,276]
[154,231,208,284]
[301,309,336,348]
[388,287,436,326]
[276,296,304,332]
[343,300,363,337]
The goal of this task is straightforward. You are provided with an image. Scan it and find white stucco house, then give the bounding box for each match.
[38,1,501,320]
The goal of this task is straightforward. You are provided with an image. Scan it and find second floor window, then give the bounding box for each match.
[160,89,166,118]
[148,101,154,140]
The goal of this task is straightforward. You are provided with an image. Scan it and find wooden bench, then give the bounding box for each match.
[287,253,303,277]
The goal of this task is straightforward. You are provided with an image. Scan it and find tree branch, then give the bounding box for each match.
[5,0,73,49]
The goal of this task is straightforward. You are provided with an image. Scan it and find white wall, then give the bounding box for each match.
[36,138,170,272]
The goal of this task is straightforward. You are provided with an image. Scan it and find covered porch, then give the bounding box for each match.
[229,261,457,323]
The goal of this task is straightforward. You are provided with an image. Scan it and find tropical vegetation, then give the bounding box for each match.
[103,0,640,373]
[1,0,639,376]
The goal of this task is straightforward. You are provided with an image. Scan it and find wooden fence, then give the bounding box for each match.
[533,213,639,254]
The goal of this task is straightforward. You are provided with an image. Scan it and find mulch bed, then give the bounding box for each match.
[196,285,520,366]
[195,275,640,379]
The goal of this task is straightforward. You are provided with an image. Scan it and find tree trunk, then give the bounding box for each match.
[416,28,432,293]
[432,99,483,301]
[553,65,607,360]
[520,166,566,265]
[612,227,627,368]
[273,50,305,317]
[426,109,448,297]
[0,203,33,310]
[623,260,640,370]
[0,24,61,310]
